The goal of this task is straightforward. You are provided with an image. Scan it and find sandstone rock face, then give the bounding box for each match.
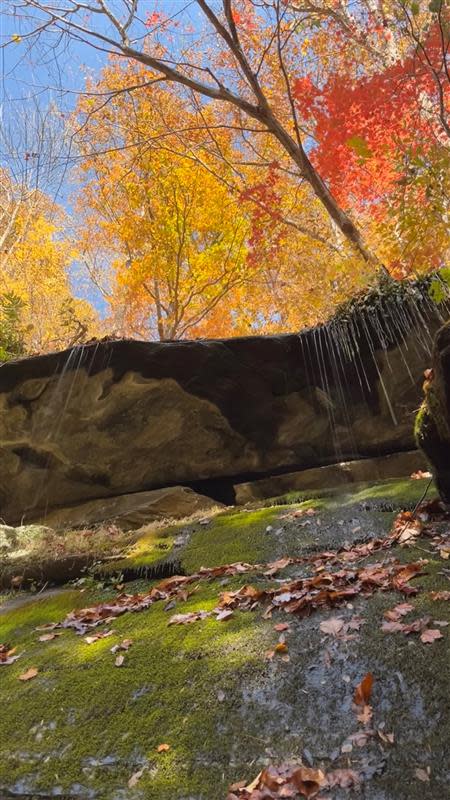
[235,450,426,504]
[416,321,450,502]
[37,486,222,530]
[0,288,445,523]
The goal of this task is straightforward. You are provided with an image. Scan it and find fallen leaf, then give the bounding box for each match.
[357,704,373,725]
[383,602,414,621]
[430,591,450,601]
[0,644,21,666]
[157,743,170,753]
[274,623,290,632]
[326,768,361,789]
[110,638,133,653]
[244,771,263,792]
[414,767,430,782]
[168,611,210,626]
[84,630,114,645]
[215,609,234,622]
[381,619,407,633]
[320,618,344,636]
[128,768,144,787]
[35,623,59,631]
[378,729,395,744]
[18,667,38,681]
[217,689,226,702]
[391,511,422,545]
[291,766,326,797]
[38,632,61,642]
[354,672,373,705]
[115,655,125,667]
[420,628,443,644]
[411,470,432,480]
[274,642,288,654]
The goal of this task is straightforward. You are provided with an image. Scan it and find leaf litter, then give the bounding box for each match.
[8,499,448,796]
[227,763,361,799]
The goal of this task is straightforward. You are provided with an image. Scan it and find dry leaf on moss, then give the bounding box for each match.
[18,667,38,681]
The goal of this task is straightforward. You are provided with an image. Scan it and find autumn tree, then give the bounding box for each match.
[4,0,448,340]
[4,0,403,267]
[0,168,98,354]
[74,66,257,340]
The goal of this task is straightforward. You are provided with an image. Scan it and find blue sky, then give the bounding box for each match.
[1,10,113,312]
[1,2,203,315]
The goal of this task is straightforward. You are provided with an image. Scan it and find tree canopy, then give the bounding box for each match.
[1,0,449,347]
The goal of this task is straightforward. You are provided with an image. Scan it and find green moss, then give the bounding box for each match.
[267,477,435,513]
[2,479,448,798]
[98,524,181,577]
[0,580,272,798]
[331,271,439,326]
[181,506,281,573]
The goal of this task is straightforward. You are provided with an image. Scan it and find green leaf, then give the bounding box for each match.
[439,267,450,285]
[429,277,448,303]
[428,0,441,12]
[346,135,373,160]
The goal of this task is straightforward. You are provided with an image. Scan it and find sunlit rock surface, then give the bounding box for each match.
[0,285,445,523]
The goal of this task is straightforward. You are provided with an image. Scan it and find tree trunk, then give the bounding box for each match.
[266,114,382,267]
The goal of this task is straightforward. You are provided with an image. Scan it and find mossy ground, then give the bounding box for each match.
[1,477,449,799]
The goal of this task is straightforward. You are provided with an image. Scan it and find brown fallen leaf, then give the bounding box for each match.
[381,616,431,635]
[420,628,443,644]
[156,743,170,753]
[35,623,59,632]
[84,630,115,645]
[357,704,373,725]
[168,611,210,626]
[354,672,374,706]
[381,619,407,633]
[38,632,61,642]
[291,766,326,797]
[128,768,144,787]
[414,767,430,782]
[391,511,422,545]
[115,654,125,667]
[319,618,344,636]
[378,729,395,744]
[383,602,414,621]
[18,667,38,681]
[0,644,21,666]
[215,609,234,622]
[110,638,133,653]
[274,623,290,632]
[240,771,261,792]
[326,768,361,789]
[430,591,450,601]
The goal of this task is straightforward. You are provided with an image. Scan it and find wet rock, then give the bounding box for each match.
[0,285,445,524]
[36,486,222,530]
[235,450,426,503]
[416,321,450,502]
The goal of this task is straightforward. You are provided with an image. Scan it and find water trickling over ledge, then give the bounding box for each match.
[0,276,447,524]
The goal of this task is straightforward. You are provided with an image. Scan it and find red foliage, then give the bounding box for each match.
[293,25,449,208]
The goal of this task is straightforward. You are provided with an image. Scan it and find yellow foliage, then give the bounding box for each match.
[0,175,98,353]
